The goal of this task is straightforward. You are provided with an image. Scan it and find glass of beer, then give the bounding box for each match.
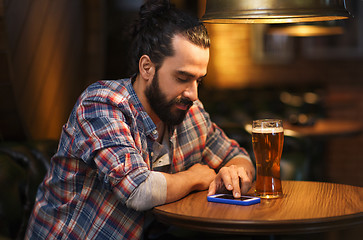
[252,119,284,199]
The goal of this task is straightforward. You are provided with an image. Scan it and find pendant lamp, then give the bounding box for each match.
[201,0,350,24]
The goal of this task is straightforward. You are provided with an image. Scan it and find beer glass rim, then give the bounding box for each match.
[252,119,282,124]
[252,119,283,130]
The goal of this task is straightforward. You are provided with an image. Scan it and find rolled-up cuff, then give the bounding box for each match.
[125,171,167,211]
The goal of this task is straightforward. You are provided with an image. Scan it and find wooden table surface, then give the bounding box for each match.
[153,181,363,235]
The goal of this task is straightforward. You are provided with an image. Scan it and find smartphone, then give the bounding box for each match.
[207,194,260,206]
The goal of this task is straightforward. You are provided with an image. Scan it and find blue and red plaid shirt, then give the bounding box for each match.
[25,78,250,239]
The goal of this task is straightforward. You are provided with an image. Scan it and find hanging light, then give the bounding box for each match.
[201,0,350,24]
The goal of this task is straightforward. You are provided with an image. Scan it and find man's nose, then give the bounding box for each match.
[183,81,199,102]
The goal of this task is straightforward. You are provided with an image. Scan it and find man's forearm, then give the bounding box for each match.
[160,171,197,203]
[160,163,216,203]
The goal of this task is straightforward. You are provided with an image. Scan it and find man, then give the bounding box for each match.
[25,0,255,239]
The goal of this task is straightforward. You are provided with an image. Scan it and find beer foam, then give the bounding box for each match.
[252,127,284,134]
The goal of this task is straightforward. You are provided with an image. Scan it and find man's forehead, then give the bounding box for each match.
[160,34,209,78]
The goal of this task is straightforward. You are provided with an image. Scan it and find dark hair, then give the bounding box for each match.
[129,0,210,75]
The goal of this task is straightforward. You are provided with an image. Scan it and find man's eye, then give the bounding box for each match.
[177,78,188,83]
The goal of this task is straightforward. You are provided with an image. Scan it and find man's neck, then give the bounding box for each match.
[156,121,165,143]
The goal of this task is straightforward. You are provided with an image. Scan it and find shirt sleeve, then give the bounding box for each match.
[196,101,251,169]
[57,82,152,204]
[125,171,167,211]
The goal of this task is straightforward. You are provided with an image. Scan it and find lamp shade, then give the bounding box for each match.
[201,0,350,24]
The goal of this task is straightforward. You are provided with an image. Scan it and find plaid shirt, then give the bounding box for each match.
[25,78,250,239]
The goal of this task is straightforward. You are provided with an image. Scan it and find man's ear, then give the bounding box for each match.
[139,55,155,81]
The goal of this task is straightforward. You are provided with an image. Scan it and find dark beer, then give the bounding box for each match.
[252,121,284,198]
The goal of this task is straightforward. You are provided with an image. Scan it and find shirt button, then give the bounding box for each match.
[152,130,157,135]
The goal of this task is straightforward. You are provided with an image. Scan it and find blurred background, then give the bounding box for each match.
[2,0,362,185]
[1,0,362,239]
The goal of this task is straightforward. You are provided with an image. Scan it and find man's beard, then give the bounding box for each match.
[144,72,194,126]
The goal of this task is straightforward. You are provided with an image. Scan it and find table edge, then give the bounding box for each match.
[152,208,363,235]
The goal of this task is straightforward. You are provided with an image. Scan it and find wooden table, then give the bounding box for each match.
[153,181,363,235]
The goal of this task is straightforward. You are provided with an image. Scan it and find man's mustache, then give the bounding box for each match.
[173,97,193,108]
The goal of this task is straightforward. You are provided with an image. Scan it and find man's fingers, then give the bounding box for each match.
[218,167,233,191]
[207,181,216,196]
[211,165,254,198]
[220,165,242,198]
[238,168,252,195]
[229,166,241,198]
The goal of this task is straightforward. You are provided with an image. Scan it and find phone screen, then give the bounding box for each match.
[207,194,260,205]
[214,195,252,201]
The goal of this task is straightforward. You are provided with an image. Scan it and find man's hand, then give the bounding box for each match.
[187,163,217,191]
[207,157,255,198]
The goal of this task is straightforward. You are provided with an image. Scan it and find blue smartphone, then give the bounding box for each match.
[207,194,260,206]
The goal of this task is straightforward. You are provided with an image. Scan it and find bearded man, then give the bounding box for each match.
[25,1,255,239]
